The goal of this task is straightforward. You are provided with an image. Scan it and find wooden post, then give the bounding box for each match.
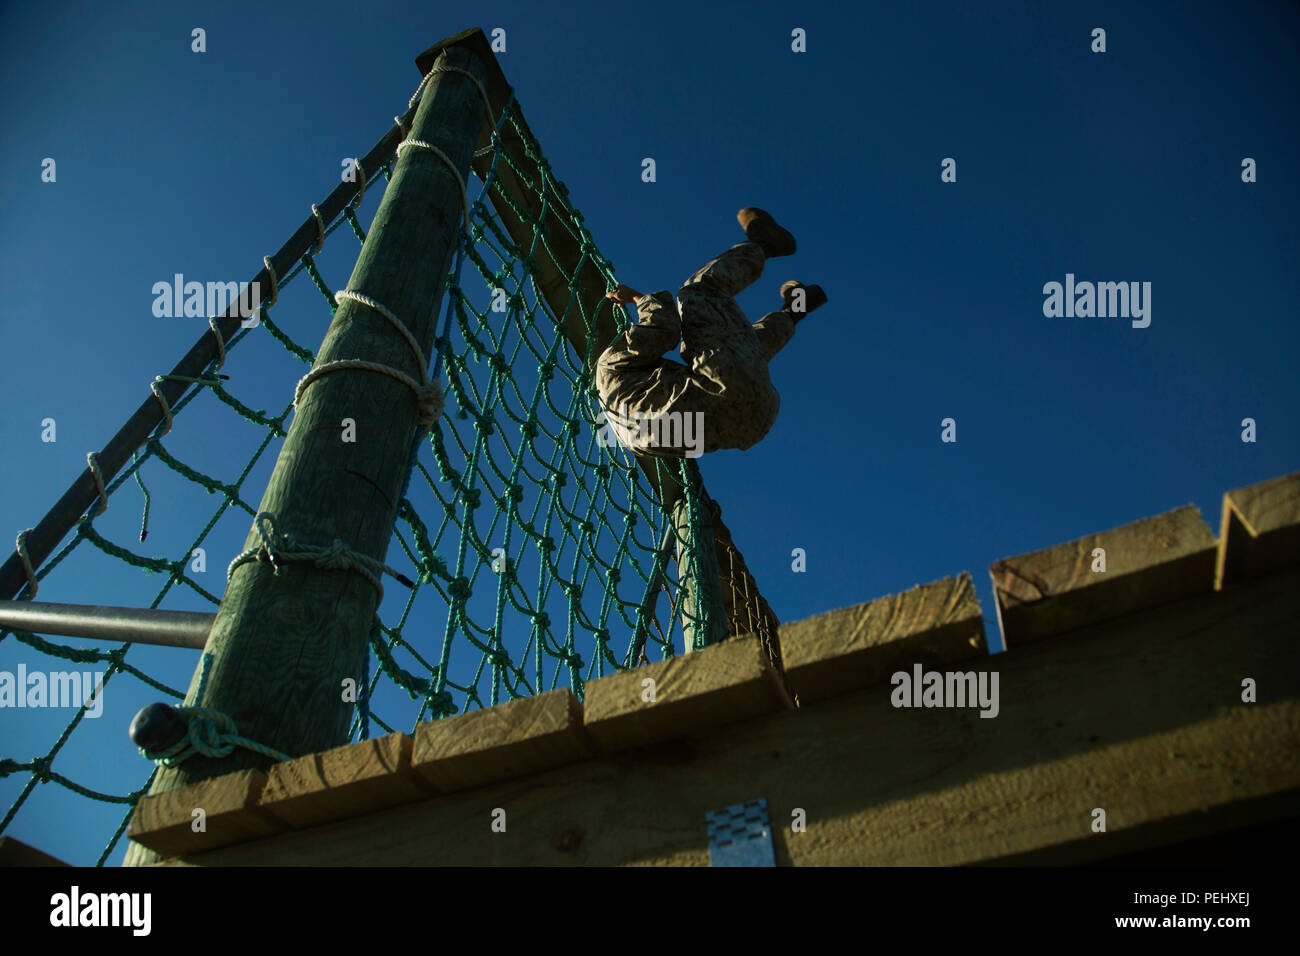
[123,42,489,865]
[670,461,728,652]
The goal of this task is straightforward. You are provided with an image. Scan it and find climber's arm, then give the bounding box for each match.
[598,287,682,371]
[605,284,643,305]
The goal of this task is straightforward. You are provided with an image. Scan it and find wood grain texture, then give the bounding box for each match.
[258,733,432,828]
[583,634,792,752]
[128,769,284,857]
[152,565,1300,867]
[780,573,985,703]
[1216,471,1300,589]
[991,505,1217,647]
[122,45,490,867]
[412,689,593,792]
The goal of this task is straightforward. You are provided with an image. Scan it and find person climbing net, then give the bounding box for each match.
[595,207,827,459]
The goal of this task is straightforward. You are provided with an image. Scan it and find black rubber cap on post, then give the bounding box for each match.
[129,702,187,752]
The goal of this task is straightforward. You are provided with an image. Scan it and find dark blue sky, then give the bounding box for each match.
[2,0,1297,864]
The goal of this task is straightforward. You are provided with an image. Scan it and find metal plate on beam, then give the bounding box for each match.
[706,797,775,867]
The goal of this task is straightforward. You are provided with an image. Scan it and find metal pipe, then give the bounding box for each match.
[0,600,213,649]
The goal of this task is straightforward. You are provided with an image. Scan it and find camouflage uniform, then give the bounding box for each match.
[595,241,796,458]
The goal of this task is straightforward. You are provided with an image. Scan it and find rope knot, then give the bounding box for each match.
[315,539,354,570]
[182,708,239,759]
[253,512,286,572]
[415,380,444,429]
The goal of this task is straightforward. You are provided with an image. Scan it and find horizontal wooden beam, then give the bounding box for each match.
[780,573,984,703]
[1215,471,1300,589]
[259,733,433,829]
[582,635,792,752]
[991,505,1217,647]
[128,769,285,857]
[145,563,1300,866]
[412,689,593,792]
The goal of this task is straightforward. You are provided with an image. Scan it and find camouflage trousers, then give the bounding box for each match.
[595,241,796,458]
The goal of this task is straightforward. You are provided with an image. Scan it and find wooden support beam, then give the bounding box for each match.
[412,688,592,792]
[582,634,791,752]
[128,769,285,857]
[0,836,70,867]
[671,463,727,652]
[991,504,1217,647]
[781,573,985,704]
[1215,471,1300,589]
[146,564,1300,867]
[259,733,432,828]
[123,40,490,866]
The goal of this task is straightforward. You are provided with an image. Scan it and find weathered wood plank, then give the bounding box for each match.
[0,836,70,866]
[128,769,284,857]
[991,505,1217,646]
[152,564,1300,867]
[583,635,792,752]
[412,689,593,792]
[258,733,432,828]
[1216,471,1300,589]
[781,573,985,703]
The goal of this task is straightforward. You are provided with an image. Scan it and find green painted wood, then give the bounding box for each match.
[123,42,489,866]
[671,462,728,651]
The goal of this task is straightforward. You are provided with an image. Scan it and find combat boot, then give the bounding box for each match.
[737,207,797,257]
[779,281,827,321]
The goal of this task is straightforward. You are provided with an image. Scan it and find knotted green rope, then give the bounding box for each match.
[139,652,293,768]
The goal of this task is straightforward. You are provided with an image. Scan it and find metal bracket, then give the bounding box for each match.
[706,797,775,867]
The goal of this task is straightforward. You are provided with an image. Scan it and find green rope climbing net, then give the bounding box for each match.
[0,78,717,865]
